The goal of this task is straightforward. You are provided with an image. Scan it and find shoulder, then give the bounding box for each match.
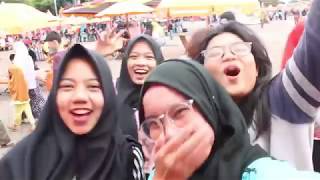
[242,157,320,180]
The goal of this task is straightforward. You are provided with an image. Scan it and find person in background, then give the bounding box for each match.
[281,19,305,69]
[45,31,65,76]
[13,42,45,120]
[116,35,164,177]
[7,61,36,131]
[25,43,39,70]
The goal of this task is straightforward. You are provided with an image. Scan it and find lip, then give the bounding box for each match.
[133,68,149,74]
[69,108,93,125]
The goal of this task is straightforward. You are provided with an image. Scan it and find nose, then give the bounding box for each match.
[135,56,148,66]
[72,85,89,104]
[163,119,177,139]
[222,48,237,62]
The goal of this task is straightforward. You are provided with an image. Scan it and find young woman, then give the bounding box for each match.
[0,44,144,180]
[116,35,164,177]
[138,59,320,180]
[189,1,320,170]
[116,34,164,139]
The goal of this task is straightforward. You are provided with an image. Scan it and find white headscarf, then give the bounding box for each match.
[13,42,37,90]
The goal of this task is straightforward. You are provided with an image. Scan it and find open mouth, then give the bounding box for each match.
[224,65,241,77]
[134,69,149,75]
[70,109,92,122]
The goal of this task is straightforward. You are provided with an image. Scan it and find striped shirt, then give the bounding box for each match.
[249,1,320,171]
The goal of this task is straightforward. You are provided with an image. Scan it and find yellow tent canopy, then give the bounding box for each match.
[96,1,154,16]
[157,0,260,17]
[0,2,53,34]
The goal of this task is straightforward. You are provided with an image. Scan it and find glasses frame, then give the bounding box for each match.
[201,42,253,62]
[140,99,194,141]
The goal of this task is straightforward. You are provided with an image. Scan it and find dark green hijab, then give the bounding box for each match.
[139,59,267,180]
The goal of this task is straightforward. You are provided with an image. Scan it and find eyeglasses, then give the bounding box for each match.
[201,42,252,61]
[140,99,194,141]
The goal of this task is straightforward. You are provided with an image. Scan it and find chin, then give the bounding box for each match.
[71,128,91,135]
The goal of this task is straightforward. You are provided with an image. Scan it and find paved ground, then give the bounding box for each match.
[0,19,295,157]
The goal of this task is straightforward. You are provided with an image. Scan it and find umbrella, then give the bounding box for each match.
[96,1,154,16]
[0,2,53,34]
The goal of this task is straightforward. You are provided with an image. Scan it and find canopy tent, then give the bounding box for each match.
[156,0,260,17]
[0,3,53,34]
[96,1,154,16]
[62,0,124,17]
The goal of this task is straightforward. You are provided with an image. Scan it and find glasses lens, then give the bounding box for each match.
[167,102,192,127]
[141,119,163,140]
[206,47,224,59]
[231,43,251,56]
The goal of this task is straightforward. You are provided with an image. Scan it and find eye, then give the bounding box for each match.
[129,55,138,59]
[170,106,189,120]
[88,84,101,92]
[145,55,155,60]
[59,84,74,91]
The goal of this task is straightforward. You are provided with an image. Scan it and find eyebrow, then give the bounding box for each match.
[207,41,244,49]
[60,78,100,82]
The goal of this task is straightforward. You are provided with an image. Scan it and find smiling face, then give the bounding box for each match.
[127,41,157,85]
[56,58,104,135]
[204,32,258,102]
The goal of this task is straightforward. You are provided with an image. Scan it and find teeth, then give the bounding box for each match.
[134,69,148,74]
[71,109,91,115]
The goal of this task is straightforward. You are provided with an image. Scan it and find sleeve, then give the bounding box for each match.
[132,146,145,180]
[268,0,320,124]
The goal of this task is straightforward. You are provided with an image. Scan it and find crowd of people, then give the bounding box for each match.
[0,0,320,179]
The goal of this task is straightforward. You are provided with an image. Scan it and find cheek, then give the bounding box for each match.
[127,60,135,78]
[204,62,223,79]
[243,57,258,85]
[147,60,157,70]
[56,92,72,126]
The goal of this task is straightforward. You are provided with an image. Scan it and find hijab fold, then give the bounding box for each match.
[139,60,267,180]
[117,35,164,139]
[0,44,137,180]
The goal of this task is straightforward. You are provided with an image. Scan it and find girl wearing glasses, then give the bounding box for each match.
[139,59,320,180]
[0,44,144,180]
[190,0,320,171]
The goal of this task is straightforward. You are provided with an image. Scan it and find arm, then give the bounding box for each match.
[269,0,320,123]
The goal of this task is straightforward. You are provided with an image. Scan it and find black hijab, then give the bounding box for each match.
[117,34,164,139]
[0,44,138,180]
[139,60,267,180]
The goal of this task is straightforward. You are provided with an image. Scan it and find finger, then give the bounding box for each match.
[174,126,213,162]
[184,132,214,171]
[155,125,194,161]
[97,31,107,42]
[108,27,117,39]
[115,29,126,39]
